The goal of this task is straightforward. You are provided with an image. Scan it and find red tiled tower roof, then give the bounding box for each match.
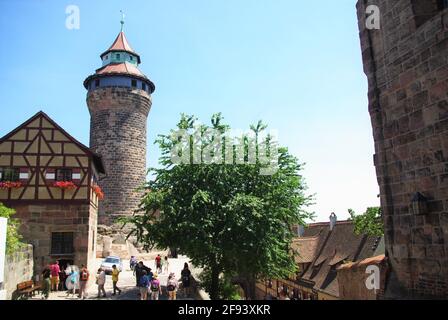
[100,31,141,63]
[95,62,145,77]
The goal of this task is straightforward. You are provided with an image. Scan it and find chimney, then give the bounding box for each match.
[297,225,305,237]
[329,212,337,231]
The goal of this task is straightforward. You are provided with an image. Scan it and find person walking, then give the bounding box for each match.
[166,272,178,300]
[163,256,169,274]
[41,265,51,299]
[66,266,78,298]
[149,273,162,300]
[112,264,122,296]
[59,265,67,291]
[134,261,143,287]
[134,261,149,287]
[96,268,106,298]
[181,262,192,298]
[49,260,60,292]
[79,264,90,299]
[138,270,150,300]
[130,256,137,271]
[155,254,162,274]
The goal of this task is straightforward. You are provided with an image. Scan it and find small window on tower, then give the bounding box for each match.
[116,53,120,60]
[130,56,133,61]
[105,55,108,60]
[131,79,137,88]
[95,79,100,88]
[142,83,146,91]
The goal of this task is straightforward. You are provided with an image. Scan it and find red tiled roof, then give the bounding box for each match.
[101,32,141,63]
[95,62,145,77]
[299,221,383,298]
[108,32,135,53]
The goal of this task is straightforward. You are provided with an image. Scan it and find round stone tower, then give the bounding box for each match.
[84,29,155,226]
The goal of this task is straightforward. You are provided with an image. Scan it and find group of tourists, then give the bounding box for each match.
[40,260,121,300]
[134,259,192,300]
[39,256,192,300]
[42,260,90,299]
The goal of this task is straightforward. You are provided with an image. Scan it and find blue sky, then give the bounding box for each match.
[0,0,379,222]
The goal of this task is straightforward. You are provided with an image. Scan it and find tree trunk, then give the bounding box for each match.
[209,265,220,300]
[241,275,256,300]
[232,274,257,300]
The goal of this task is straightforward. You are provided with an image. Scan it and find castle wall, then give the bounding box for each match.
[356,0,448,298]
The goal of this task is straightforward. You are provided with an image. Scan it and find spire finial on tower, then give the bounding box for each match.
[120,10,125,32]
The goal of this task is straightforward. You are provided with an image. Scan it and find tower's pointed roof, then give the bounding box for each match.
[100,31,141,63]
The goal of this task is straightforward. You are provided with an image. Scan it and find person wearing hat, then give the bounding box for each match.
[166,272,178,300]
[149,273,162,300]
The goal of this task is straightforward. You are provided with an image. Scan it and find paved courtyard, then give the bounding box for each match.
[31,256,202,300]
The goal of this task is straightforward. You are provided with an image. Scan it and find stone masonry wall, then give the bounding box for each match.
[87,87,152,225]
[4,244,33,300]
[12,203,97,275]
[356,0,448,298]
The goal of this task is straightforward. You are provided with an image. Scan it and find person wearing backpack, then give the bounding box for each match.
[79,264,90,299]
[181,263,192,297]
[149,273,162,300]
[134,261,151,287]
[166,272,178,300]
[138,270,150,300]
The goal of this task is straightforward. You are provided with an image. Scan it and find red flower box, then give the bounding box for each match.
[52,181,77,189]
[92,184,104,200]
[0,181,23,189]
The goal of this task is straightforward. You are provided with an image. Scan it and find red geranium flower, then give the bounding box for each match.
[52,181,77,189]
[0,181,23,189]
[92,184,104,200]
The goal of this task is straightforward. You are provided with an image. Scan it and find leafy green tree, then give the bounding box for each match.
[348,207,383,237]
[122,113,313,299]
[0,203,24,255]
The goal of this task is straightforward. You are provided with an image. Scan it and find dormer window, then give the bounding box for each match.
[56,168,73,182]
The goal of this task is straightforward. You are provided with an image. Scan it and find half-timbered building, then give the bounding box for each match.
[0,111,105,274]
